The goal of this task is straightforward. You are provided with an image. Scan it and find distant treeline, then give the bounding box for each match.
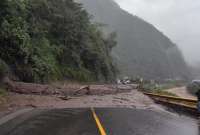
[0,0,117,83]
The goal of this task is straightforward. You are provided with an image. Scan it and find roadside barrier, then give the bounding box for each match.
[143,92,197,110]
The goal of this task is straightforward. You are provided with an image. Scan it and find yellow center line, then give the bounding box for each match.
[91,108,107,135]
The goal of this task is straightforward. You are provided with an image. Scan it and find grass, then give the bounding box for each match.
[151,89,178,97]
[141,83,178,97]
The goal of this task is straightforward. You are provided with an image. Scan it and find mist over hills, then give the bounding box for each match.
[190,62,200,79]
[76,0,191,80]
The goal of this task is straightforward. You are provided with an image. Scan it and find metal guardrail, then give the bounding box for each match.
[143,92,197,110]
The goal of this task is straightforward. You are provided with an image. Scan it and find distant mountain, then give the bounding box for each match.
[76,0,190,80]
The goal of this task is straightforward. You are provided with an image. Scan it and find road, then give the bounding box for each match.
[0,108,198,135]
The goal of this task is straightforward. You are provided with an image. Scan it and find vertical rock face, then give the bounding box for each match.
[77,0,190,80]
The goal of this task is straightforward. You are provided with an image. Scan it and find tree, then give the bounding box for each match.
[0,0,118,83]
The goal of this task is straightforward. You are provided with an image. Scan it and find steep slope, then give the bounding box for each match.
[76,0,190,80]
[0,0,117,83]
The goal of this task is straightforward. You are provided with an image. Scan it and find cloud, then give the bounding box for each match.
[114,0,200,65]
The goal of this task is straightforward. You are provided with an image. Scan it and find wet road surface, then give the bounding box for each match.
[0,108,198,135]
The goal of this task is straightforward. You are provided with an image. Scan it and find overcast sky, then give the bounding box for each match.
[114,0,200,66]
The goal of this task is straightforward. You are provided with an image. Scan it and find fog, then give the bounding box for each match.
[114,0,200,66]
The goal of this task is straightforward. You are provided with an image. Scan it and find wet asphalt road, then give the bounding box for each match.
[0,108,198,135]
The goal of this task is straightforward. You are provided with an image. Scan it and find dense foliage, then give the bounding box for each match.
[0,59,8,82]
[0,0,117,83]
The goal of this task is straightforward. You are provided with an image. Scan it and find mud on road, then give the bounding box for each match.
[0,83,166,118]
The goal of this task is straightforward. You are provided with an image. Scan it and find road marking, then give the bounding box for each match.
[0,108,33,125]
[91,108,107,135]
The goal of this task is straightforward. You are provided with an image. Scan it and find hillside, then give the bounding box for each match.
[0,0,117,83]
[77,0,190,80]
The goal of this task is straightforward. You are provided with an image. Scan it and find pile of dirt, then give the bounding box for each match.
[0,82,166,119]
[3,89,160,110]
[6,81,134,97]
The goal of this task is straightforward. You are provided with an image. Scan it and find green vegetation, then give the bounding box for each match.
[151,90,178,97]
[0,87,7,97]
[140,80,183,91]
[141,83,178,97]
[0,59,9,81]
[0,0,117,83]
[0,59,8,102]
[0,86,7,104]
